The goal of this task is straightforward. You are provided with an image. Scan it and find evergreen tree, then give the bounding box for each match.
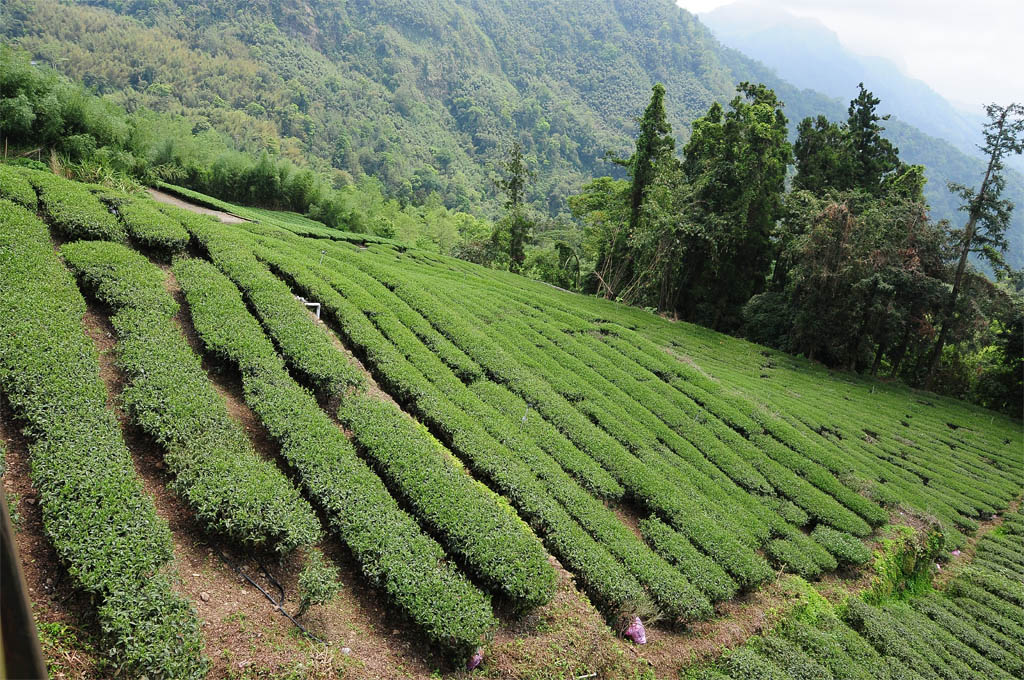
[623,83,675,237]
[925,102,1024,386]
[593,83,675,297]
[793,115,851,194]
[681,82,791,330]
[494,141,534,273]
[847,83,901,195]
[793,84,902,197]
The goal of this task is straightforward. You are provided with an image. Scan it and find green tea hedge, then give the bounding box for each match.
[0,200,207,678]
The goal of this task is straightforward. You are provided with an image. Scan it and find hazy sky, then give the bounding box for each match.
[676,0,1024,112]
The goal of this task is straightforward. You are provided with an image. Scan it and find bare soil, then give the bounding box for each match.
[933,498,1022,590]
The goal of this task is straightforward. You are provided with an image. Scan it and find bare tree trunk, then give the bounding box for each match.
[889,323,913,377]
[871,342,885,376]
[925,108,1008,388]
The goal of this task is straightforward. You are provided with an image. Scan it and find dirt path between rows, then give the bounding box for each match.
[146,187,250,224]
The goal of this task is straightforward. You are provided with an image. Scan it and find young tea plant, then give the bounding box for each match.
[297,549,343,618]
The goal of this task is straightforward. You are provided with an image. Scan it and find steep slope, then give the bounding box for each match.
[2,0,1021,265]
[3,168,1022,678]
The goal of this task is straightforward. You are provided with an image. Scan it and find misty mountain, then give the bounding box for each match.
[3,0,1020,266]
[700,0,988,158]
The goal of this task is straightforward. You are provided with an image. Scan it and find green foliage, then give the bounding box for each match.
[867,525,945,604]
[60,239,322,556]
[296,548,343,618]
[794,115,853,194]
[0,162,38,209]
[846,84,903,196]
[811,526,872,566]
[678,82,792,330]
[494,141,535,273]
[22,167,127,241]
[173,256,497,659]
[2,5,1020,413]
[748,188,953,375]
[115,196,190,257]
[0,199,207,678]
[183,216,365,397]
[339,393,558,610]
[925,102,1024,385]
[638,517,738,602]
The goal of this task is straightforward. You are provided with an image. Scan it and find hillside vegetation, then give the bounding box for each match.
[1,167,1020,677]
[2,0,1021,266]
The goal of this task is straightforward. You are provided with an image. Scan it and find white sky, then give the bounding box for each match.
[677,0,1024,112]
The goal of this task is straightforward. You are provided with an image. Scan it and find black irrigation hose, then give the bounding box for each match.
[210,544,326,645]
[257,557,285,604]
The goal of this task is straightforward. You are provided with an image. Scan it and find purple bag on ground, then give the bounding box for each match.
[625,617,647,644]
[466,648,484,671]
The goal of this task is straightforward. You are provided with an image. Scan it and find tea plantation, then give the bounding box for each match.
[0,169,1020,678]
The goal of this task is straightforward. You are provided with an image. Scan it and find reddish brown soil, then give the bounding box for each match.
[610,503,648,543]
[480,555,647,680]
[159,265,283,465]
[306,303,399,410]
[641,581,793,670]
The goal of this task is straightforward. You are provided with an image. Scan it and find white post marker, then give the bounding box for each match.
[295,295,322,320]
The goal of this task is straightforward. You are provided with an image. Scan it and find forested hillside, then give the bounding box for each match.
[2,0,1020,265]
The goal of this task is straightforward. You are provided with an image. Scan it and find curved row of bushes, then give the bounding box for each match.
[247,242,678,621]
[61,239,322,556]
[353,262,777,588]
[172,256,498,659]
[0,199,207,678]
[305,238,625,503]
[0,164,37,210]
[339,394,557,610]
[21,167,127,241]
[453,282,853,578]
[184,215,364,397]
[113,196,190,257]
[183,219,558,611]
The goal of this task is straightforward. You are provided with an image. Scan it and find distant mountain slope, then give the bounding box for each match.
[2,0,1020,266]
[700,1,986,158]
[700,0,1024,268]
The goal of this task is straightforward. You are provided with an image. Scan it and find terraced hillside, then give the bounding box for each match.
[0,168,1021,679]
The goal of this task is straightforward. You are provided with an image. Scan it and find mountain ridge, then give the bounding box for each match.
[2,0,1020,266]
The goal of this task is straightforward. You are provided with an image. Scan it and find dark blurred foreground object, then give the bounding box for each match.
[1,488,47,679]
